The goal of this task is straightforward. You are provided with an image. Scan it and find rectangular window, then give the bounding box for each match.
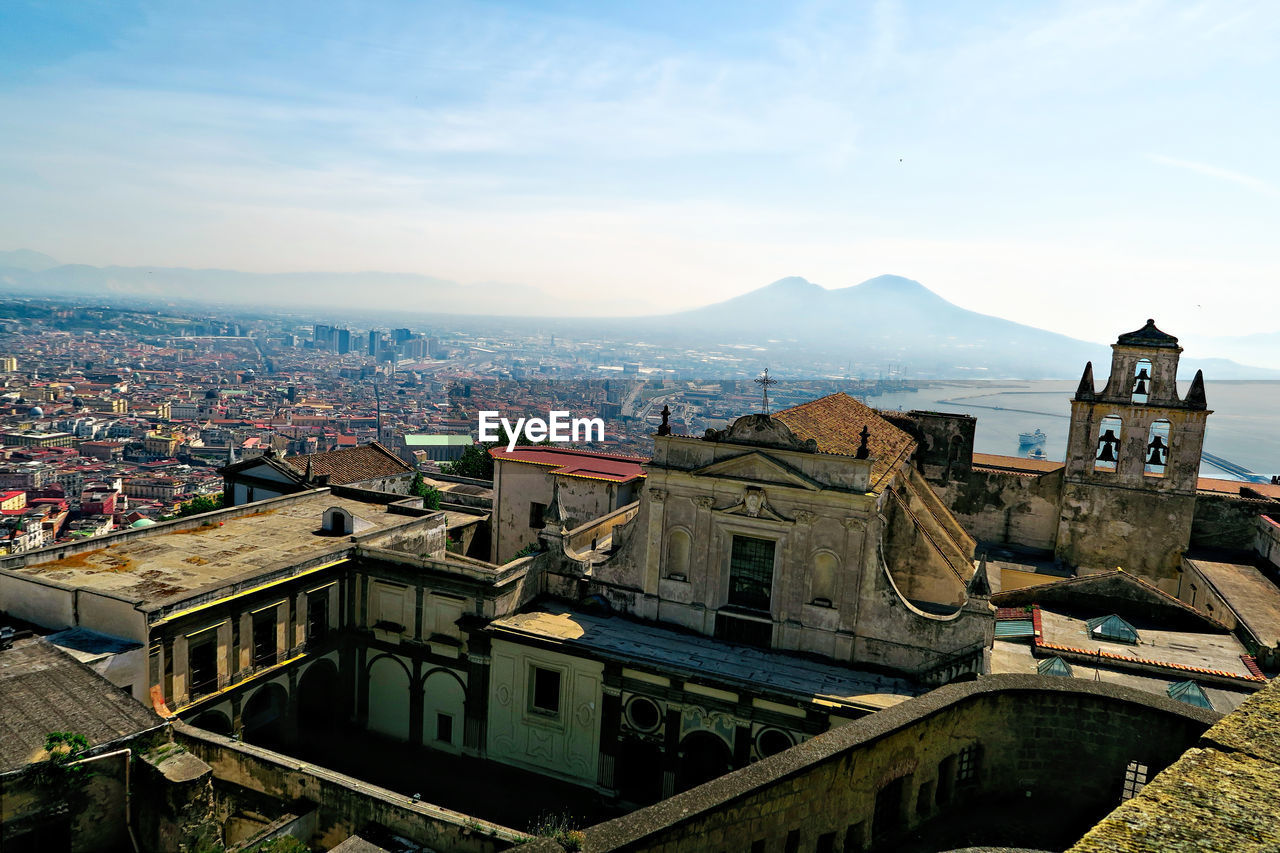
[1122,760,1148,800]
[916,780,934,815]
[816,832,836,853]
[188,637,217,698]
[728,535,775,611]
[843,822,865,853]
[306,592,329,643]
[956,744,981,786]
[935,754,956,805]
[529,665,562,716]
[873,776,906,838]
[529,502,547,528]
[784,829,800,853]
[436,713,454,744]
[252,609,277,668]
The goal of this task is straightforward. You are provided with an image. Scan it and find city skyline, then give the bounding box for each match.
[2,1,1278,342]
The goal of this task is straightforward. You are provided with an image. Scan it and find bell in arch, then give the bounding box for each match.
[1097,429,1119,463]
[1146,435,1168,466]
[1133,367,1150,397]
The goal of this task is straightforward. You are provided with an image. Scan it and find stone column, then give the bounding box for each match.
[597,681,622,792]
[661,698,683,798]
[216,620,232,689]
[409,659,425,746]
[275,601,289,665]
[171,632,189,708]
[354,644,370,728]
[238,611,253,673]
[643,489,667,596]
[293,591,308,652]
[733,715,753,769]
[463,634,492,755]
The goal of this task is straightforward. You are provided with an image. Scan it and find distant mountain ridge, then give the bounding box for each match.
[614,274,1278,379]
[1,253,1275,379]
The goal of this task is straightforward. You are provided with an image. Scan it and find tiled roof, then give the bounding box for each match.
[0,638,162,772]
[284,441,413,485]
[971,452,1064,474]
[772,393,916,490]
[490,446,647,484]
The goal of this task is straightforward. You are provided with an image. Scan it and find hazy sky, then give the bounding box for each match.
[2,1,1277,341]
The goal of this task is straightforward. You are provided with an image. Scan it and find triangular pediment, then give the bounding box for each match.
[693,451,821,491]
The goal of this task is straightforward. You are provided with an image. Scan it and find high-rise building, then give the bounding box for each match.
[335,328,351,354]
[368,330,380,357]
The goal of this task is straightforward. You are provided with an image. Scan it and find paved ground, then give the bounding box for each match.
[287,723,629,833]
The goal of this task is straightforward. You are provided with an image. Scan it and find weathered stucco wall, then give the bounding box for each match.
[1192,495,1277,553]
[513,676,1217,853]
[932,468,1063,552]
[1057,483,1195,588]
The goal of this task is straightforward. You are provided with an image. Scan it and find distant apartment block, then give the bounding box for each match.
[2,431,75,449]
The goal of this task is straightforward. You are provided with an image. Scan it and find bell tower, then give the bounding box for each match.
[1055,320,1211,589]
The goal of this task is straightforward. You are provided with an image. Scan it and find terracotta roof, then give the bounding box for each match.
[490,446,647,484]
[1196,477,1280,500]
[284,441,412,485]
[971,453,1064,474]
[772,393,916,490]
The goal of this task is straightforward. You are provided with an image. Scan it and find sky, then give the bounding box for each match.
[1,0,1278,343]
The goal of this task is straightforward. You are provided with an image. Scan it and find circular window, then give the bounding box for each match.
[756,727,794,758]
[625,696,662,732]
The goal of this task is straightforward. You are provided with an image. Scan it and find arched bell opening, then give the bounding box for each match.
[1094,416,1123,472]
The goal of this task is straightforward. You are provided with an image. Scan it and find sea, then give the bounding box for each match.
[869,380,1280,483]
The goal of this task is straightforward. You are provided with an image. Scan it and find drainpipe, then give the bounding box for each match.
[69,748,140,853]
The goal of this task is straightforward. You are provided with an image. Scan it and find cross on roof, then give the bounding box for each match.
[755,368,777,415]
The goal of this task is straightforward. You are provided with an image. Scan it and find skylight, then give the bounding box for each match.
[1167,680,1213,710]
[1085,614,1140,645]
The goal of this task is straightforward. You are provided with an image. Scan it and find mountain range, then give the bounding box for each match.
[1,251,1275,380]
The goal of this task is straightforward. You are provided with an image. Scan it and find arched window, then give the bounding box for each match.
[1094,416,1123,472]
[810,551,838,606]
[1131,359,1153,404]
[1145,420,1171,477]
[665,528,691,580]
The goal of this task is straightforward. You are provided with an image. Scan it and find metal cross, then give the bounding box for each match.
[755,368,777,415]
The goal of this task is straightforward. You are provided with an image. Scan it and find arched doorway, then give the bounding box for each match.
[297,659,342,734]
[677,731,733,791]
[242,682,289,748]
[366,655,411,741]
[190,709,233,735]
[421,669,466,749]
[616,736,664,803]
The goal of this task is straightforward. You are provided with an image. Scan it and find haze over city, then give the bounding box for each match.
[3,0,1279,345]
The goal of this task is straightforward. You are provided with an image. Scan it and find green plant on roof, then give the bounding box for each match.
[409,473,442,510]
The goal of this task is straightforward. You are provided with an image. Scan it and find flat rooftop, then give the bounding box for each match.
[490,604,921,713]
[1186,557,1280,648]
[6,492,423,605]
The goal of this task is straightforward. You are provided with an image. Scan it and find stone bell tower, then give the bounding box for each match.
[1055,320,1211,590]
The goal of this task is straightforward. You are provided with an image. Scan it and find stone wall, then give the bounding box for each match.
[175,722,522,852]
[1192,494,1277,553]
[511,676,1217,853]
[932,468,1063,552]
